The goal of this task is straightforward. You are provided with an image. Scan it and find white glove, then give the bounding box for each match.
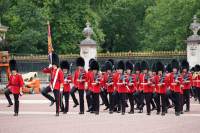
[48,64,52,68]
[60,87,63,92]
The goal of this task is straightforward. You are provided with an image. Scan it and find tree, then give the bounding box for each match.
[100,0,154,52]
[142,0,200,51]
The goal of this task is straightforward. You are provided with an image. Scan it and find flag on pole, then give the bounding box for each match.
[47,21,54,64]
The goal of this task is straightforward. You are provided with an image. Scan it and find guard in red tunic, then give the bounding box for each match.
[139,61,153,115]
[103,61,115,113]
[114,60,128,115]
[169,59,183,116]
[99,64,110,110]
[60,60,72,114]
[154,61,169,116]
[125,61,135,114]
[90,60,102,115]
[74,57,86,114]
[181,60,192,112]
[85,58,95,113]
[133,62,142,110]
[4,59,24,116]
[41,53,64,116]
[194,64,200,103]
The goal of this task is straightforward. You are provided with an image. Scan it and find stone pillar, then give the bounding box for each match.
[79,21,97,71]
[186,15,200,67]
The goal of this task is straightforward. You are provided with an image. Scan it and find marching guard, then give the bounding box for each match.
[74,57,86,114]
[4,59,24,116]
[60,60,72,114]
[41,53,64,116]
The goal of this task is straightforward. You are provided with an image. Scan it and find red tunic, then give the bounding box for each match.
[169,72,183,93]
[74,68,86,90]
[194,75,200,88]
[86,70,93,91]
[139,73,153,93]
[7,74,24,94]
[127,74,136,93]
[103,72,114,93]
[114,72,128,93]
[182,72,192,90]
[42,67,64,90]
[154,74,169,94]
[134,73,140,91]
[90,72,102,93]
[63,73,72,92]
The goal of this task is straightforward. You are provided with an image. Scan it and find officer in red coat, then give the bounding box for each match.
[125,61,135,114]
[74,57,86,114]
[90,60,101,115]
[41,53,64,116]
[139,61,153,115]
[114,60,128,115]
[154,61,169,116]
[169,59,183,116]
[181,60,192,112]
[4,59,24,116]
[60,60,72,114]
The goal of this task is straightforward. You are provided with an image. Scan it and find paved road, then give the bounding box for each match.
[0,94,200,133]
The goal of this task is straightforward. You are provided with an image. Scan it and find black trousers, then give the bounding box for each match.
[119,93,126,113]
[4,88,19,114]
[41,86,55,102]
[196,88,200,103]
[173,92,180,113]
[4,88,13,105]
[93,93,100,113]
[109,92,114,111]
[138,91,145,110]
[180,94,184,112]
[60,92,70,112]
[154,93,166,113]
[127,93,134,112]
[14,94,19,114]
[78,90,84,113]
[70,86,79,105]
[53,90,60,113]
[86,90,93,110]
[144,93,152,114]
[100,88,109,107]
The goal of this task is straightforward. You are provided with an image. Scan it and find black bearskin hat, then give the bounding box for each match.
[190,67,195,72]
[195,64,200,72]
[60,60,69,70]
[89,58,96,69]
[117,60,125,70]
[9,59,17,71]
[151,63,156,72]
[166,64,172,73]
[52,53,60,67]
[90,60,99,70]
[134,62,141,71]
[171,59,179,70]
[126,61,133,71]
[156,61,164,72]
[108,59,114,66]
[101,64,106,72]
[105,61,113,71]
[76,57,85,67]
[141,61,149,71]
[181,60,189,71]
